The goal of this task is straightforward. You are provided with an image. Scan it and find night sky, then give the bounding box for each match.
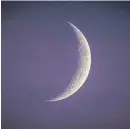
[2,1,130,129]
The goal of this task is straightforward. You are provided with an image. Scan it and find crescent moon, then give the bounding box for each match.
[46,22,91,102]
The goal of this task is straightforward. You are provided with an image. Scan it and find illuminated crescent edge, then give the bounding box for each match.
[46,22,91,102]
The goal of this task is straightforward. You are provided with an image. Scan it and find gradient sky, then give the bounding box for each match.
[2,2,130,129]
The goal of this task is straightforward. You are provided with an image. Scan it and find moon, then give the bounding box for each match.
[46,22,91,102]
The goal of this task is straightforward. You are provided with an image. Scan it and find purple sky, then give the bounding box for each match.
[2,2,130,129]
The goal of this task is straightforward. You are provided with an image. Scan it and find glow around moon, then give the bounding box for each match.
[46,22,91,102]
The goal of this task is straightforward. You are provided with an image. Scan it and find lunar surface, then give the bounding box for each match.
[46,22,91,102]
